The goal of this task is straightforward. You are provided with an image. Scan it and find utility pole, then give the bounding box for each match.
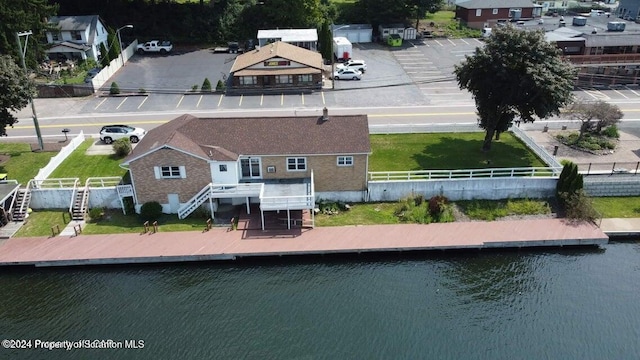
[16,31,44,151]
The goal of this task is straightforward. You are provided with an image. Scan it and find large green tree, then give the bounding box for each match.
[454,26,576,151]
[0,55,34,136]
[410,0,444,29]
[0,0,58,66]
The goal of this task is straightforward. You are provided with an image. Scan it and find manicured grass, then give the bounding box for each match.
[591,197,640,218]
[315,202,400,226]
[0,143,56,185]
[456,199,552,221]
[14,210,70,237]
[49,139,127,183]
[82,210,213,234]
[425,10,456,22]
[369,132,545,171]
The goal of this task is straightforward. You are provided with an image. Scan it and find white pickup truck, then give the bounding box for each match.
[136,40,173,54]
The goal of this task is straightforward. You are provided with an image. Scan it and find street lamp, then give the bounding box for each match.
[15,31,44,151]
[116,25,133,66]
[331,24,350,90]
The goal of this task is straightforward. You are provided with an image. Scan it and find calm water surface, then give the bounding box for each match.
[1,242,639,360]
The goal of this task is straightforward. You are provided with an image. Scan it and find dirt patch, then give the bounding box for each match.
[0,154,10,165]
[29,141,68,152]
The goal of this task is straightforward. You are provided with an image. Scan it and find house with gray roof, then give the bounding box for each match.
[229,41,324,94]
[121,112,371,229]
[456,0,542,29]
[45,15,109,62]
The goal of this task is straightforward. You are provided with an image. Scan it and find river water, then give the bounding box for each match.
[1,241,639,360]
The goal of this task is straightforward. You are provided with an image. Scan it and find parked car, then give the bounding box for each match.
[332,68,362,80]
[84,67,101,83]
[100,125,147,144]
[337,59,367,73]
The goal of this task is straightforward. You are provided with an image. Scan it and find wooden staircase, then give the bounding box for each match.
[11,189,32,222]
[71,188,89,221]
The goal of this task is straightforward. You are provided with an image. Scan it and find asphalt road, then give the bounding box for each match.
[9,38,640,141]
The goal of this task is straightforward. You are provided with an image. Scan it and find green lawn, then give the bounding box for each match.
[369,132,545,172]
[49,139,127,183]
[14,210,71,237]
[316,202,400,226]
[591,197,640,218]
[0,143,56,185]
[82,210,213,234]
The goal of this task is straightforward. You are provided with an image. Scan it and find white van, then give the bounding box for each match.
[482,27,492,38]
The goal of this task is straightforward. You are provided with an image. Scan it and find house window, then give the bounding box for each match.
[71,31,82,41]
[476,9,482,17]
[287,157,307,171]
[276,75,293,84]
[492,8,498,15]
[239,76,257,85]
[298,74,313,83]
[337,156,354,166]
[162,166,181,178]
[219,164,227,172]
[52,32,60,41]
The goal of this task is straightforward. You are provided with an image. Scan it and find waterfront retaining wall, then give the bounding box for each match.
[584,177,640,197]
[30,188,122,210]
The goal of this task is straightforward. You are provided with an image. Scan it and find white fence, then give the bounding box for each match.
[33,133,85,182]
[369,167,560,181]
[88,40,138,91]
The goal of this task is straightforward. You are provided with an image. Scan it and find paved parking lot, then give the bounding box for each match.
[71,39,640,116]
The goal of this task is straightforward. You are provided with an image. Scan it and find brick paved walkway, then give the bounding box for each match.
[0,218,608,267]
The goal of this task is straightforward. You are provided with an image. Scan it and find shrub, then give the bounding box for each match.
[88,207,105,221]
[556,161,583,202]
[140,201,163,221]
[428,195,448,217]
[216,79,225,92]
[112,138,132,157]
[138,88,146,94]
[191,85,198,92]
[201,78,212,92]
[561,190,598,221]
[602,125,619,138]
[109,82,120,95]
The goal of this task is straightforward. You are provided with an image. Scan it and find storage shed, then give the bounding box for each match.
[331,24,373,43]
[378,24,417,41]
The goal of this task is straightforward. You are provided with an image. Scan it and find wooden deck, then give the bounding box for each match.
[0,218,608,267]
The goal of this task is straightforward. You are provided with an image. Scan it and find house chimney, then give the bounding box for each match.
[322,107,329,122]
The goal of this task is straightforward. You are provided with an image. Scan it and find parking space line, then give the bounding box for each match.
[239,95,244,106]
[460,39,470,45]
[94,98,107,110]
[447,39,456,46]
[580,88,610,100]
[434,39,444,46]
[176,95,184,108]
[625,86,640,96]
[196,95,203,108]
[260,94,264,106]
[474,39,484,45]
[407,71,441,74]
[321,91,325,105]
[116,97,128,110]
[137,96,148,109]
[301,93,305,105]
[217,94,224,107]
[613,89,629,99]
[281,94,284,106]
[401,62,433,65]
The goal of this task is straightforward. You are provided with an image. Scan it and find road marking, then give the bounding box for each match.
[321,91,325,105]
[116,97,128,110]
[580,88,610,100]
[434,39,444,46]
[407,71,441,74]
[626,86,640,96]
[260,94,264,106]
[281,93,284,106]
[196,95,203,108]
[217,94,224,107]
[300,93,304,105]
[474,39,484,45]
[400,62,433,65]
[176,95,184,108]
[137,96,148,109]
[613,89,629,99]
[239,94,244,106]
[447,39,456,46]
[94,98,107,110]
[460,39,470,45]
